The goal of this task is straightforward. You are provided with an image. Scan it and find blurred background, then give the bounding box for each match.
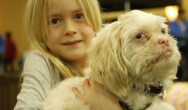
[0,0,188,110]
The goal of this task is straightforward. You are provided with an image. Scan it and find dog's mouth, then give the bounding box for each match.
[157,49,173,61]
[161,49,173,56]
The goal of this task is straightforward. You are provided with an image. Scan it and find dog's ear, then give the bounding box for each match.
[118,10,139,21]
[87,21,133,97]
[118,12,131,21]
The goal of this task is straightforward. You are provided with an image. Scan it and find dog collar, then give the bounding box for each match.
[133,82,164,98]
[147,82,164,98]
[120,82,164,110]
[119,101,151,110]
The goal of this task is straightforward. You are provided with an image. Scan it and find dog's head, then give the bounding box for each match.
[88,10,181,98]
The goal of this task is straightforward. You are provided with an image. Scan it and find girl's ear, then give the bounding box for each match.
[87,22,131,98]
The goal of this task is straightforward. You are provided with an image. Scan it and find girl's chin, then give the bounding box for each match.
[65,54,86,63]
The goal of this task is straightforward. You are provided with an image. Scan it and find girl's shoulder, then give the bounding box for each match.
[23,49,61,86]
[26,49,47,59]
[23,50,50,68]
[25,49,52,64]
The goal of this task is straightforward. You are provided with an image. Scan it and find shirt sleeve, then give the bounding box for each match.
[14,51,54,110]
[169,21,181,37]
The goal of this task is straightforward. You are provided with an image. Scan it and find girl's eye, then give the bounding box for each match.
[51,19,60,24]
[135,33,146,41]
[161,28,166,34]
[74,14,84,19]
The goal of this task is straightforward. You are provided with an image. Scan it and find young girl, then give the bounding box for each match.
[14,0,123,110]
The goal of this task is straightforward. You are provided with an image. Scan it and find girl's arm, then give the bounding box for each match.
[14,50,60,110]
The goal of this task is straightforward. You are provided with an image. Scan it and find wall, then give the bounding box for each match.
[102,1,188,22]
[182,0,188,19]
[0,0,30,58]
[102,7,166,22]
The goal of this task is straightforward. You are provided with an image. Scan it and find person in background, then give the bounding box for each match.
[14,0,124,110]
[0,32,6,72]
[4,32,17,73]
[169,8,188,81]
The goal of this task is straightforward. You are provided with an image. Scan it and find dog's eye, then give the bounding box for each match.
[135,33,146,40]
[161,28,166,34]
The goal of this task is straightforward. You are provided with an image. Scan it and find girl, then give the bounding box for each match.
[14,0,123,110]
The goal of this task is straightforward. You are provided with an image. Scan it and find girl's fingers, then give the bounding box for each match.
[72,87,84,100]
[83,79,90,92]
[89,78,101,87]
[88,77,96,86]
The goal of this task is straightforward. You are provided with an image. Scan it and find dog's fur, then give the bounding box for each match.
[43,10,181,110]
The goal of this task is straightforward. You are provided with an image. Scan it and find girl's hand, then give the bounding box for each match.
[72,78,122,110]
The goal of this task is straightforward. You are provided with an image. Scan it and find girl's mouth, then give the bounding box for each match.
[63,40,82,47]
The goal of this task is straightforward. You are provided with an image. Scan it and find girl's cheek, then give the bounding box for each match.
[47,26,53,35]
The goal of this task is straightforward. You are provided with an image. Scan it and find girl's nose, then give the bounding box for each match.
[157,38,169,46]
[64,21,77,36]
[65,30,77,36]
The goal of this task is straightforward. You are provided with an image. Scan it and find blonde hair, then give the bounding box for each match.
[25,0,102,78]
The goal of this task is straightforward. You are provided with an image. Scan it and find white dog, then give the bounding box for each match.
[43,10,181,110]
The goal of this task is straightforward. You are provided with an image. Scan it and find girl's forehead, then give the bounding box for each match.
[50,0,81,11]
[48,0,83,19]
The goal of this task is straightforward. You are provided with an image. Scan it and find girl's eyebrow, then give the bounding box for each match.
[51,14,61,18]
[73,9,82,13]
[46,14,60,21]
[47,9,83,19]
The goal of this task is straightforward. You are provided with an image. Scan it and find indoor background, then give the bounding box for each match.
[0,0,188,110]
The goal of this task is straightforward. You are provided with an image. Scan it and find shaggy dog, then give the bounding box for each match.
[43,10,181,110]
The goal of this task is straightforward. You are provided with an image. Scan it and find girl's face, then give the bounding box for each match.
[47,0,95,66]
